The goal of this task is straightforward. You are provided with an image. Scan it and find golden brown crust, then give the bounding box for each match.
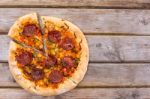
[8,41,36,94]
[33,79,76,96]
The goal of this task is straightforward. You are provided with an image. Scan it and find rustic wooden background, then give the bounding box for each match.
[1,0,150,99]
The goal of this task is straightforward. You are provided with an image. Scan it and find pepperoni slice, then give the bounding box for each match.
[16,51,33,65]
[61,38,74,50]
[31,68,44,81]
[49,70,63,83]
[22,25,36,37]
[45,55,57,68]
[48,30,61,43]
[62,56,75,68]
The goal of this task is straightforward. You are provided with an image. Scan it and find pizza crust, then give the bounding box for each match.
[34,78,76,96]
[41,16,89,85]
[8,13,38,38]
[8,41,36,94]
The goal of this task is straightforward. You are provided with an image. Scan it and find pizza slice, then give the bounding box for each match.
[8,13,44,52]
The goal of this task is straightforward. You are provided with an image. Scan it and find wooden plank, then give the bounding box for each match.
[2,63,150,87]
[0,35,9,62]
[81,63,150,87]
[89,36,150,62]
[1,8,150,35]
[0,0,150,8]
[2,35,150,62]
[0,63,17,86]
[0,88,150,99]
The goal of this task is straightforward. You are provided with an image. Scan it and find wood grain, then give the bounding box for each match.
[0,35,9,62]
[2,35,150,62]
[2,63,150,87]
[0,88,150,99]
[0,0,150,8]
[1,8,150,35]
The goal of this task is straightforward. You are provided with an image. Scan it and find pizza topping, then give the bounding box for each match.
[62,56,75,68]
[23,66,32,77]
[49,70,63,83]
[48,30,61,43]
[31,68,44,81]
[13,18,83,88]
[62,67,68,76]
[16,51,33,65]
[45,55,57,68]
[22,24,37,37]
[61,38,74,50]
[62,67,67,72]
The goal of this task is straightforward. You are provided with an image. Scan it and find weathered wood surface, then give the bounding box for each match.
[0,0,150,8]
[2,63,150,87]
[1,8,150,35]
[0,88,150,99]
[0,35,9,62]
[1,0,150,98]
[2,35,150,62]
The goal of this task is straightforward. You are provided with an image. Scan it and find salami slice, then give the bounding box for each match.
[61,38,74,50]
[31,68,44,81]
[62,56,75,68]
[49,70,63,83]
[45,55,57,68]
[22,25,36,37]
[48,30,61,43]
[16,51,33,65]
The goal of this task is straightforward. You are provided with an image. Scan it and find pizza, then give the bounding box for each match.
[8,13,89,96]
[8,13,44,51]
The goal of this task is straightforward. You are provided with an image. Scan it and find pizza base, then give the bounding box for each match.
[41,16,89,85]
[9,41,77,96]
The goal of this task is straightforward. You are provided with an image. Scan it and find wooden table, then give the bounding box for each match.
[1,0,150,98]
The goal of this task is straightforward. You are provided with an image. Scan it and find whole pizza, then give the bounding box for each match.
[8,13,89,96]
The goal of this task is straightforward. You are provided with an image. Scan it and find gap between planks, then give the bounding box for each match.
[1,5,150,9]
[1,1,150,9]
[2,85,150,89]
[3,32,150,36]
[2,82,150,89]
